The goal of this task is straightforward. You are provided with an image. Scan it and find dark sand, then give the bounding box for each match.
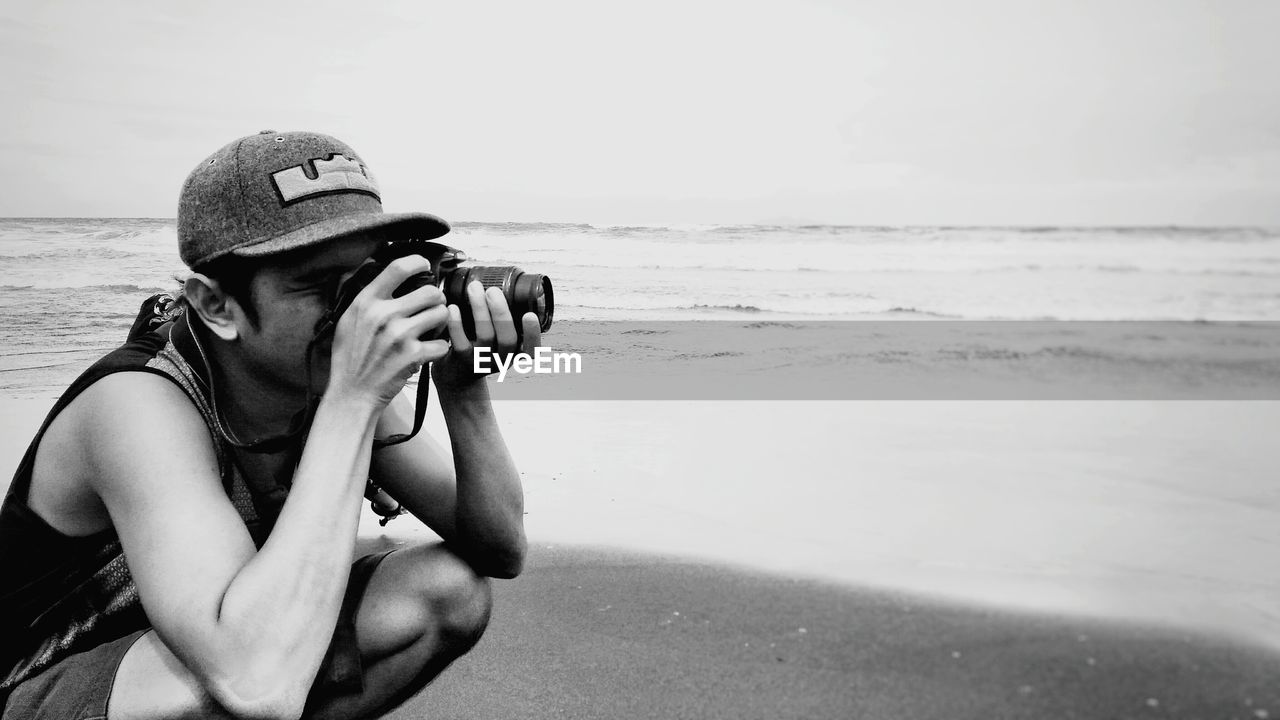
[389,545,1280,720]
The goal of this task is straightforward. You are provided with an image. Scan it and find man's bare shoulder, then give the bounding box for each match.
[67,370,206,432]
[30,370,219,535]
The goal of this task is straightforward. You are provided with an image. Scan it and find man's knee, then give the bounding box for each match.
[415,546,493,651]
[299,547,497,718]
[380,544,492,653]
[357,543,494,668]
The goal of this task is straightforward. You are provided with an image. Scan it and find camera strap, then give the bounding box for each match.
[372,364,430,449]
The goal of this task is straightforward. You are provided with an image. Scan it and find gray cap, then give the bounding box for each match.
[177,130,449,268]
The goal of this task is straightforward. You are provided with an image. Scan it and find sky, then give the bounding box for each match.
[1,0,1277,225]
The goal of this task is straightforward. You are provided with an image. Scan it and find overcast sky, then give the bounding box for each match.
[1,0,1277,225]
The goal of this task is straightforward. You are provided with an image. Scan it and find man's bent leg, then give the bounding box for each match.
[101,543,489,720]
[2,630,160,720]
[105,551,392,719]
[107,631,233,720]
[306,543,493,719]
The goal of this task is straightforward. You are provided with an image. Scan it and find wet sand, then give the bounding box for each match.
[392,545,1280,720]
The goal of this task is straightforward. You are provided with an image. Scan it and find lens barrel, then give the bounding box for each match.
[440,266,554,340]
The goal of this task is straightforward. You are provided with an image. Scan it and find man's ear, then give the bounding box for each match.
[183,274,241,341]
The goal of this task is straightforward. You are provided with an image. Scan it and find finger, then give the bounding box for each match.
[363,255,434,299]
[467,281,495,346]
[486,286,518,351]
[395,303,450,341]
[419,338,451,365]
[389,283,445,316]
[445,304,471,354]
[519,312,542,355]
[401,338,450,380]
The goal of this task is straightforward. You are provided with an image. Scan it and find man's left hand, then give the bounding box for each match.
[432,281,543,392]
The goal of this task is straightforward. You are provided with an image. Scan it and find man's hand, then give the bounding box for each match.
[328,255,452,408]
[370,279,533,577]
[432,281,543,392]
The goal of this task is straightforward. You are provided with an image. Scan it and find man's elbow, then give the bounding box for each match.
[464,535,527,579]
[211,690,306,720]
[483,552,524,579]
[206,664,311,720]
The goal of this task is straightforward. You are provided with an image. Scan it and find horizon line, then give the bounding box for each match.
[0,217,1277,232]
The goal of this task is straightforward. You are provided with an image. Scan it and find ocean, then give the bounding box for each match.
[1,218,1279,398]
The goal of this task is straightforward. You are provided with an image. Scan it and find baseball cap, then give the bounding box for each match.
[177,130,449,269]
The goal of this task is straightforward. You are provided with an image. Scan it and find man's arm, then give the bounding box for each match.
[369,285,537,578]
[82,373,378,719]
[370,383,526,578]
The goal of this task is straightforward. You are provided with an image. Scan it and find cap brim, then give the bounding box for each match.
[230,212,450,258]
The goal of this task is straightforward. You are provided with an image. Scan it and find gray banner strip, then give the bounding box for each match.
[483,321,1280,400]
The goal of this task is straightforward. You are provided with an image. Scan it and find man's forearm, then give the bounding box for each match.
[207,394,377,710]
[438,380,527,577]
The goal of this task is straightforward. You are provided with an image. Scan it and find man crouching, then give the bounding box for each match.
[0,130,539,719]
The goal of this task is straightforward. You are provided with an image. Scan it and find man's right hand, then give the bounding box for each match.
[326,255,452,409]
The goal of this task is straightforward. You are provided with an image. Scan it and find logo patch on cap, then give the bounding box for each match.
[271,154,381,205]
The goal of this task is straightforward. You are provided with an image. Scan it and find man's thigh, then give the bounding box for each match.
[2,630,149,720]
[5,545,487,720]
[106,630,231,720]
[4,551,394,720]
[107,550,394,719]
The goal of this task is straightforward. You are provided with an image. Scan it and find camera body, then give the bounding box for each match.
[321,240,554,344]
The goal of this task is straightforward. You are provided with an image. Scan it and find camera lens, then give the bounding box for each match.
[440,266,554,340]
[510,271,553,331]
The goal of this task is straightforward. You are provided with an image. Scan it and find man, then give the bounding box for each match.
[0,130,539,719]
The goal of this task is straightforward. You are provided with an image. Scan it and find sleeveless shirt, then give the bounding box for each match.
[0,295,289,695]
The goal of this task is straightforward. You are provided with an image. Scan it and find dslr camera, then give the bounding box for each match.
[322,240,554,343]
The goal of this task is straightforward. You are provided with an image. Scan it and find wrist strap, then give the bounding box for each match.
[372,364,431,449]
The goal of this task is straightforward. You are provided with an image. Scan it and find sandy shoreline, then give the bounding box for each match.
[4,394,1279,715]
[8,396,1274,647]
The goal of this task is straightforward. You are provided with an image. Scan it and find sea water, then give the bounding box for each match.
[1,218,1278,397]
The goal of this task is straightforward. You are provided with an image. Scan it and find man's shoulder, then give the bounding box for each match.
[28,370,213,536]
[76,369,198,412]
[64,370,210,455]
[58,315,211,440]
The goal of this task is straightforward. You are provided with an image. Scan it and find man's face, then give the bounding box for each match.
[233,233,382,394]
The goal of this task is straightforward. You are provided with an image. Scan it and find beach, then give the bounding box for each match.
[7,395,1278,717]
[3,220,1280,716]
[402,547,1280,720]
[5,0,1280,713]
[357,397,1280,718]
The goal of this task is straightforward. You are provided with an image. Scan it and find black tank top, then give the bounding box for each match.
[0,295,287,695]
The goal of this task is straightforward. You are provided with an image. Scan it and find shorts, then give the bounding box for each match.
[1,550,393,720]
